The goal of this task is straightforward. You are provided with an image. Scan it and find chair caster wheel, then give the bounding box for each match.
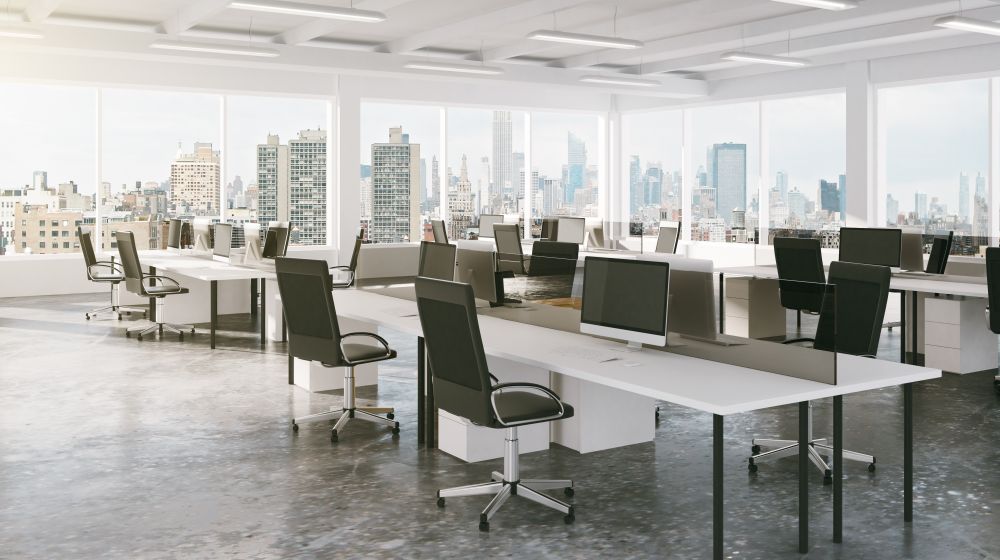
[823,473,833,485]
[437,497,445,508]
[564,487,574,497]
[564,510,575,524]
[751,444,761,454]
[391,425,400,435]
[125,331,131,338]
[85,314,90,320]
[867,463,876,473]
[330,430,338,442]
[137,334,143,341]
[479,521,489,532]
[387,412,394,420]
[292,422,299,432]
[748,461,758,473]
[190,328,195,334]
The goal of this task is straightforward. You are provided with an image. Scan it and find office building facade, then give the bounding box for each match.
[371,127,421,243]
[170,143,220,217]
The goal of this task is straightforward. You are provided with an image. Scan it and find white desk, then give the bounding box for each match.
[333,287,940,559]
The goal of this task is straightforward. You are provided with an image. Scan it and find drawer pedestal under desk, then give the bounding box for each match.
[724,277,786,339]
[923,295,997,374]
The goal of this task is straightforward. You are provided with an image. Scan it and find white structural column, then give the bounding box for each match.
[335,75,362,261]
[94,88,103,255]
[990,78,1000,242]
[326,93,336,248]
[522,112,532,240]
[599,110,617,223]
[219,95,227,223]
[846,60,876,227]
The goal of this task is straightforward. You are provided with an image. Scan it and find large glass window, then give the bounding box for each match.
[529,112,601,237]
[689,102,759,243]
[880,79,989,255]
[622,110,682,243]
[360,102,440,243]
[226,96,329,246]
[765,93,846,244]
[0,84,96,255]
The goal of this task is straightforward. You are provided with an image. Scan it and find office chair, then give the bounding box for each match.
[494,223,527,275]
[331,236,363,289]
[415,277,575,531]
[116,231,195,341]
[278,257,400,442]
[78,227,146,321]
[540,217,558,241]
[528,241,578,276]
[773,237,826,331]
[985,247,1000,394]
[925,231,954,274]
[431,219,449,244]
[655,221,681,254]
[749,260,891,483]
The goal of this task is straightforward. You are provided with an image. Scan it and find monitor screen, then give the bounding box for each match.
[455,247,498,303]
[556,217,586,244]
[167,219,182,249]
[213,223,233,259]
[838,227,902,267]
[419,241,457,281]
[581,257,670,342]
[478,214,503,238]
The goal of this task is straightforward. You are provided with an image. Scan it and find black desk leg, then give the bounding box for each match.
[718,273,725,334]
[210,280,218,350]
[799,401,809,554]
[288,354,294,385]
[833,395,843,543]
[417,337,425,445]
[427,364,436,448]
[250,279,258,317]
[259,280,266,347]
[713,414,723,560]
[149,266,157,321]
[911,291,919,365]
[900,291,907,363]
[904,383,913,523]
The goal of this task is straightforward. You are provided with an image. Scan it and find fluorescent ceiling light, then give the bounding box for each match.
[934,15,1000,37]
[0,26,44,39]
[527,30,643,50]
[721,51,810,67]
[229,0,386,22]
[150,40,280,58]
[404,62,504,75]
[580,75,660,87]
[770,0,859,10]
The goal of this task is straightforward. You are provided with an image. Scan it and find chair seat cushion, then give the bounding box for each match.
[493,390,574,426]
[146,285,189,296]
[342,343,396,364]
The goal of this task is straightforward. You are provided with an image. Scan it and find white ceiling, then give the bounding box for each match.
[3,0,1000,95]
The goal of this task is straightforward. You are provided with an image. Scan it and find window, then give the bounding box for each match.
[622,110,683,242]
[879,79,989,255]
[360,102,440,243]
[530,112,602,237]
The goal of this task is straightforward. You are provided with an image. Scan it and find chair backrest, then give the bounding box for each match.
[774,237,826,313]
[925,231,953,274]
[655,222,681,254]
[431,219,448,244]
[494,223,523,265]
[540,217,558,240]
[347,236,363,272]
[986,247,1000,334]
[419,241,457,280]
[813,260,891,356]
[529,241,578,277]
[78,227,97,268]
[275,257,346,366]
[414,277,494,426]
[115,231,146,296]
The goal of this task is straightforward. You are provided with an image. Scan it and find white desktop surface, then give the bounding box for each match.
[142,250,274,281]
[719,265,989,299]
[334,288,940,417]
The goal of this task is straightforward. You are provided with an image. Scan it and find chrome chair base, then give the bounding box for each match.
[86,284,147,320]
[436,427,575,531]
[290,366,399,442]
[123,298,193,340]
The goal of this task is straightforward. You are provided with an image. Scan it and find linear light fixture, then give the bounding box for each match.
[770,0,859,10]
[721,51,810,67]
[580,75,660,87]
[229,0,386,22]
[404,61,504,75]
[150,40,280,58]
[0,26,44,39]
[934,15,1000,37]
[527,30,643,50]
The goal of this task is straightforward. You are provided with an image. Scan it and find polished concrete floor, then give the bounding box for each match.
[0,293,998,559]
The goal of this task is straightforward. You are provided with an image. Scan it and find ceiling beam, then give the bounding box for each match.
[376,0,582,55]
[22,0,62,23]
[158,0,233,35]
[551,0,996,69]
[273,0,414,46]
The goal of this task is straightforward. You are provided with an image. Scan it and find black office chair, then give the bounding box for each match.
[925,231,954,274]
[528,241,578,276]
[431,219,449,244]
[78,227,146,321]
[749,260,890,483]
[331,236,363,289]
[277,257,400,442]
[415,277,574,531]
[773,237,826,331]
[654,221,681,254]
[116,231,194,341]
[494,223,527,275]
[985,247,1000,394]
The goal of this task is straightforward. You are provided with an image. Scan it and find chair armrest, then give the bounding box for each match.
[339,331,392,354]
[331,268,356,288]
[782,337,815,346]
[330,265,352,271]
[489,382,565,427]
[140,274,182,289]
[88,261,124,275]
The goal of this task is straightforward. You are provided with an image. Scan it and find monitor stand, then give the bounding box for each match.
[626,341,643,350]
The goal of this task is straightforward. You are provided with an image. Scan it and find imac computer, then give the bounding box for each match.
[580,256,670,349]
[839,227,902,268]
[167,219,183,249]
[212,223,233,263]
[431,219,449,244]
[419,241,457,281]
[478,214,504,239]
[556,217,586,245]
[655,221,681,254]
[192,218,213,253]
[455,247,501,305]
[243,223,263,264]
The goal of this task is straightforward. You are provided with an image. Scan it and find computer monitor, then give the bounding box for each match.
[478,214,504,239]
[655,221,681,254]
[193,218,212,252]
[580,256,670,348]
[243,223,263,264]
[262,226,289,259]
[167,219,182,249]
[638,254,717,340]
[212,223,233,263]
[419,241,457,281]
[838,227,902,268]
[431,219,449,244]
[455,247,500,304]
[556,217,586,244]
[925,232,954,274]
[899,232,924,272]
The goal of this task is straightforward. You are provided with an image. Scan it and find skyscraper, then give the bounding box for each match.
[257,134,289,227]
[886,194,899,225]
[32,170,47,190]
[371,126,420,243]
[288,129,327,245]
[449,155,474,240]
[645,163,663,208]
[711,143,747,226]
[838,174,847,221]
[959,172,970,223]
[171,142,219,216]
[914,192,928,222]
[628,156,643,215]
[566,132,586,204]
[492,111,513,203]
[775,171,788,202]
[820,179,840,215]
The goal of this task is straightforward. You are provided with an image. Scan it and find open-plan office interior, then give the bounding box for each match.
[1,0,999,558]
